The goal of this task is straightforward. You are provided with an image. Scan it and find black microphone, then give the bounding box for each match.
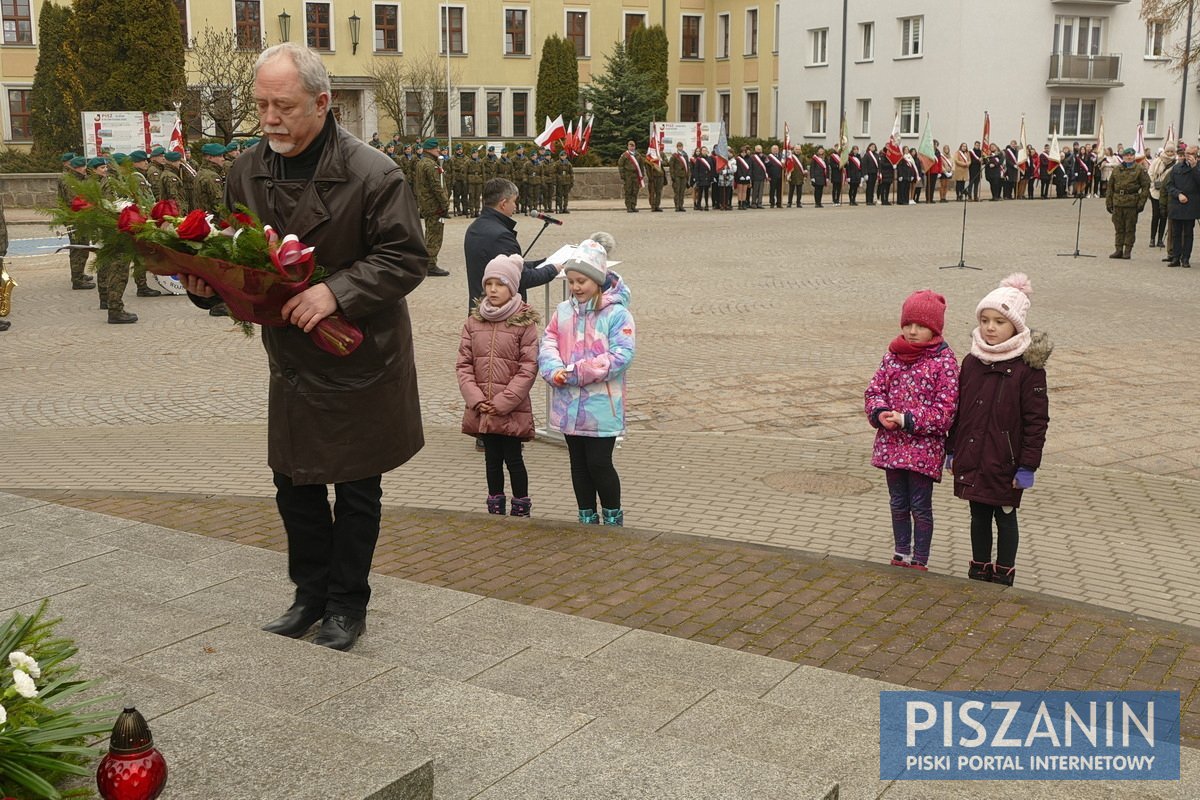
[527,210,564,226]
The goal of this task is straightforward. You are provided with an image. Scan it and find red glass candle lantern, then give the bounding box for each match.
[96,706,168,800]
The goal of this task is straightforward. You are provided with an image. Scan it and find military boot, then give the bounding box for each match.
[1121,245,1132,259]
[137,285,163,297]
[1109,247,1124,259]
[107,310,138,324]
[72,277,95,290]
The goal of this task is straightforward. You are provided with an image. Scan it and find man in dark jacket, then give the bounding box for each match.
[183,43,428,652]
[463,178,560,312]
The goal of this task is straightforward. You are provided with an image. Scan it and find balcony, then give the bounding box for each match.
[1047,53,1123,87]
[1050,0,1128,4]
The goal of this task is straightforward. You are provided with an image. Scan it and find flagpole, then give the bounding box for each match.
[1182,0,1195,138]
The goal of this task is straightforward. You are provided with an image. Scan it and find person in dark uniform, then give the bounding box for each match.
[749,145,767,208]
[810,146,828,208]
[968,141,983,201]
[617,140,644,212]
[1039,146,1053,199]
[734,147,752,209]
[766,144,784,208]
[1003,141,1019,199]
[829,147,844,206]
[877,150,894,205]
[690,146,710,209]
[846,146,863,206]
[554,150,574,213]
[863,143,880,205]
[669,141,690,212]
[984,144,1004,201]
[896,149,915,205]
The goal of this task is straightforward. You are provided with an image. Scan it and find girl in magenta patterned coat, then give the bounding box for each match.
[864,290,959,570]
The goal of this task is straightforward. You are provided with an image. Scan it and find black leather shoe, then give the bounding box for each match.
[427,266,450,277]
[107,310,138,324]
[313,614,366,651]
[137,286,163,297]
[262,603,326,638]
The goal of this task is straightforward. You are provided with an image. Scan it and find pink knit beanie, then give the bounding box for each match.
[900,289,947,335]
[976,273,1033,333]
[483,253,523,293]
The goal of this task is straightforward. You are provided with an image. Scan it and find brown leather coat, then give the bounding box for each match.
[456,304,540,440]
[224,117,428,484]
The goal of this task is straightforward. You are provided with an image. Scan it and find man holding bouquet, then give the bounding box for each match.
[182,42,428,652]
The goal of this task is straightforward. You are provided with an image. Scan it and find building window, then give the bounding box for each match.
[900,16,922,57]
[374,4,399,52]
[306,2,331,50]
[512,90,528,136]
[681,15,701,59]
[719,92,730,135]
[716,13,730,58]
[1049,97,1096,137]
[679,92,701,123]
[858,98,871,136]
[405,92,422,135]
[486,91,502,137]
[624,12,645,42]
[2,0,32,43]
[440,5,465,54]
[746,90,759,137]
[6,88,30,139]
[898,97,920,135]
[460,91,475,136]
[860,22,874,61]
[174,0,188,45]
[1146,21,1166,58]
[504,8,527,55]
[1053,15,1103,56]
[234,0,261,49]
[774,3,780,53]
[745,9,759,56]
[1141,98,1161,136]
[808,101,826,135]
[434,91,448,136]
[810,28,828,65]
[566,10,587,56]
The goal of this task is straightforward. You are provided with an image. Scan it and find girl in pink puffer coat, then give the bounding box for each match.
[457,254,540,517]
[864,290,959,570]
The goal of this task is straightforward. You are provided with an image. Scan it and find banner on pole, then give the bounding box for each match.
[81,111,182,158]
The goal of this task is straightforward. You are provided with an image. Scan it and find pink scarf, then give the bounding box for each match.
[969,327,1030,363]
[889,335,944,365]
[479,297,524,322]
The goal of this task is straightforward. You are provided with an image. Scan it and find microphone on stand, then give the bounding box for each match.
[527,210,564,226]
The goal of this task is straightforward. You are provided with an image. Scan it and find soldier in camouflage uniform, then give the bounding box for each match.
[90,157,137,323]
[526,152,542,215]
[617,140,644,213]
[146,147,165,199]
[128,150,164,297]
[58,154,95,289]
[0,192,9,331]
[669,142,690,213]
[450,144,468,216]
[159,151,189,213]
[193,142,232,315]
[538,149,554,211]
[497,148,513,185]
[414,137,450,276]
[466,147,485,217]
[1105,147,1150,259]
[555,149,574,214]
[512,146,530,212]
[483,146,498,184]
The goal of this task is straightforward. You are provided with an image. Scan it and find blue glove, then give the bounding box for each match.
[1014,468,1035,489]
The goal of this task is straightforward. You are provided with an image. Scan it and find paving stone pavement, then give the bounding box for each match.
[3,198,1199,628]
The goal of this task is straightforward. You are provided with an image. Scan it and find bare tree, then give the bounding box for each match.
[187,25,263,142]
[366,50,460,138]
[1141,1,1196,71]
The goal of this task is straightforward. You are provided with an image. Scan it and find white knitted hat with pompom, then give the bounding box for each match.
[976,273,1032,333]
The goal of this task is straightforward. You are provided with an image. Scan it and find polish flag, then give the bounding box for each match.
[169,116,186,155]
[783,121,793,173]
[883,113,903,166]
[579,115,594,154]
[534,114,566,148]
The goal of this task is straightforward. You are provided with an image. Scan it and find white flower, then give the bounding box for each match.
[8,650,40,679]
[0,702,7,726]
[12,669,38,699]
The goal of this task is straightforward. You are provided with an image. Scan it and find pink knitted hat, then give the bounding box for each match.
[483,253,523,293]
[976,273,1033,333]
[901,289,947,335]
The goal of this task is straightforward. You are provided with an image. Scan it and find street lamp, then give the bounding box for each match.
[278,10,291,43]
[349,12,361,55]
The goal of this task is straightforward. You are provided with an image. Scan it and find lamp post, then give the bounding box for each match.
[349,12,360,55]
[1182,0,1195,137]
[278,10,291,43]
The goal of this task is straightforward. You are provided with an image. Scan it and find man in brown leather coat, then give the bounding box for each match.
[182,42,428,651]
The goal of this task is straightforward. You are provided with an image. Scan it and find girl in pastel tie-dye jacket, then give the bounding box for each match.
[538,236,635,527]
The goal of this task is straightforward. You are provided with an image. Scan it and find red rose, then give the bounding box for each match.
[117,205,148,233]
[175,209,212,241]
[150,199,180,221]
[69,196,92,212]
[228,211,255,228]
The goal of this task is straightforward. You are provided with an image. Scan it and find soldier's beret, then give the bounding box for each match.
[201,142,227,156]
[86,156,106,168]
[225,144,239,154]
[1122,147,1136,156]
[150,146,166,157]
[69,156,87,168]
[422,137,439,150]
[60,151,76,161]
[129,150,149,162]
[454,144,463,151]
[165,151,183,162]
[113,153,130,164]
[487,146,495,152]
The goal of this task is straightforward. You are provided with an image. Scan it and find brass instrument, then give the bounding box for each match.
[0,265,14,317]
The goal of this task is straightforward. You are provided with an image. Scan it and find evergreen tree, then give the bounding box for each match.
[535,35,580,129]
[581,41,660,163]
[627,25,668,120]
[30,1,84,159]
[74,0,185,111]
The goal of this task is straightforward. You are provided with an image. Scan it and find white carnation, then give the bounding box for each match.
[12,669,38,699]
[8,650,41,679]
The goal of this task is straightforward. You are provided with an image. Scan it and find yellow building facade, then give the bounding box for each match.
[0,0,778,147]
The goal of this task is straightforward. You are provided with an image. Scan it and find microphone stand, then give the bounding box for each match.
[522,219,552,258]
[522,219,567,446]
[941,195,981,270]
[1057,193,1095,258]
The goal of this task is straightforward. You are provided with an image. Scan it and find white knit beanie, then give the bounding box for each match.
[976,273,1032,333]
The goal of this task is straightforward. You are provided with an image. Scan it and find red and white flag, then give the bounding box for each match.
[579,115,593,154]
[169,116,186,155]
[646,136,660,163]
[534,114,566,148]
[981,111,991,156]
[1016,115,1028,173]
[783,122,794,174]
[883,112,903,166]
[1133,121,1146,161]
[1047,130,1062,171]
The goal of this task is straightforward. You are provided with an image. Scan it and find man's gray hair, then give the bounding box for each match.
[256,43,331,99]
[483,178,518,207]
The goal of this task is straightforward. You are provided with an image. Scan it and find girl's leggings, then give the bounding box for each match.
[969,501,1020,567]
[885,468,934,565]
[481,433,528,497]
[565,435,620,511]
